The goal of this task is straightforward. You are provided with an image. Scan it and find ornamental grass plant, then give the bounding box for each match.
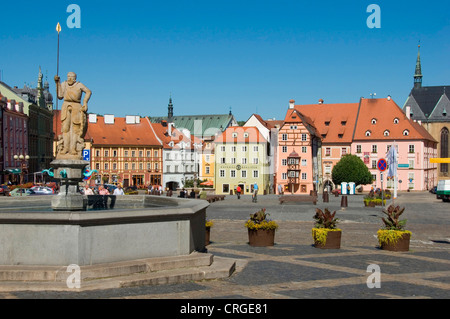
[377,204,411,247]
[312,208,341,246]
[245,208,279,231]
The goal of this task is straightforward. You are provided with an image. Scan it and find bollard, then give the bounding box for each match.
[323,192,329,203]
[341,195,348,208]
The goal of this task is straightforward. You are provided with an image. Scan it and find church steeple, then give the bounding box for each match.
[168,95,174,123]
[414,44,423,89]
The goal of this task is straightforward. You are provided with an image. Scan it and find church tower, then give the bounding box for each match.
[168,96,174,123]
[414,45,423,89]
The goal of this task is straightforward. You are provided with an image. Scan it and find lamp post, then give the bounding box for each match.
[13,154,30,185]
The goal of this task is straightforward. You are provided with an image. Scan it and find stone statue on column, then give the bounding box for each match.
[54,72,92,160]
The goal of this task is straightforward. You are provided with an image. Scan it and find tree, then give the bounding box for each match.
[331,154,373,186]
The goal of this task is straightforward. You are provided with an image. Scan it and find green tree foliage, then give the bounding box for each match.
[331,154,373,186]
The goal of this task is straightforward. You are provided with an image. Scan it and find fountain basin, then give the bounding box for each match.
[0,196,208,266]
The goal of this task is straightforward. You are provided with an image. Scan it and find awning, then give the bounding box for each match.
[7,169,22,175]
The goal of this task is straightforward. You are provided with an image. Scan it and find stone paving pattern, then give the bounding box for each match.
[0,192,449,299]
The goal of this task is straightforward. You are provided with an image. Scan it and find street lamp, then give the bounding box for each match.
[13,154,30,185]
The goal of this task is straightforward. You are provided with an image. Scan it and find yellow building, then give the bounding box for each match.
[214,127,269,195]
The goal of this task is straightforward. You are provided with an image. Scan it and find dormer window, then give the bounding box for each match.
[232,133,238,138]
[384,130,390,137]
[365,130,372,137]
[371,118,377,125]
[393,118,399,124]
[403,129,410,136]
[243,133,249,138]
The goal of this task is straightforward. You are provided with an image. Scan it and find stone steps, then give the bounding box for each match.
[0,252,236,292]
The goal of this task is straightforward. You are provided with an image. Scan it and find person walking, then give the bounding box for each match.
[252,183,258,203]
[236,185,241,199]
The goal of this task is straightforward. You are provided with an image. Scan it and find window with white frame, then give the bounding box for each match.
[282,173,287,180]
[231,157,236,164]
[282,146,287,153]
[302,146,307,153]
[220,146,225,152]
[253,146,258,152]
[301,134,307,141]
[409,145,415,153]
[242,158,247,164]
[372,145,377,153]
[219,170,225,177]
[230,170,236,178]
[282,134,287,141]
[242,146,247,152]
[301,159,307,166]
[301,172,307,180]
[356,145,361,153]
[241,170,247,178]
[282,159,287,166]
[253,158,259,164]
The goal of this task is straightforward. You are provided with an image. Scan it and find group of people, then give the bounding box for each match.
[83,184,125,195]
[178,188,198,198]
[235,183,259,202]
[148,184,163,195]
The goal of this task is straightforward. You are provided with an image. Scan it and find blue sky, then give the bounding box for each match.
[1,0,449,122]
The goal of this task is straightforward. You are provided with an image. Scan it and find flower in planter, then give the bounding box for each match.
[205,219,214,228]
[377,205,411,249]
[245,208,279,230]
[312,208,341,247]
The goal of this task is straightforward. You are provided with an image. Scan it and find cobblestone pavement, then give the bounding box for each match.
[0,191,449,300]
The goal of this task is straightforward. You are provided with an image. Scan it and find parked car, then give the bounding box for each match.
[429,186,437,194]
[30,186,55,195]
[10,188,36,197]
[0,185,10,196]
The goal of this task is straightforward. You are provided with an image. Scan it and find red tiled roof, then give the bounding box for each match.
[52,112,162,146]
[353,98,437,142]
[214,126,267,143]
[294,102,359,144]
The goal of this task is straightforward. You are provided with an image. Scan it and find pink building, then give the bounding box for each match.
[352,97,437,191]
[276,100,321,194]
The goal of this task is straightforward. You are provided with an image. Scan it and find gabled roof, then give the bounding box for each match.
[354,98,436,142]
[246,113,284,130]
[404,85,450,121]
[283,108,319,137]
[150,122,203,150]
[294,102,359,144]
[214,126,267,144]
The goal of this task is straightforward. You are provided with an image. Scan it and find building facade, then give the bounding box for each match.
[214,126,270,195]
[276,100,321,194]
[354,97,437,191]
[0,95,29,184]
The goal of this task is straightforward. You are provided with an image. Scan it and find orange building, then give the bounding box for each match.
[53,112,163,187]
[295,100,359,191]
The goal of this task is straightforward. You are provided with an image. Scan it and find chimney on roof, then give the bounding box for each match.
[104,114,115,124]
[387,95,391,101]
[405,106,411,120]
[289,100,295,109]
[318,99,324,104]
[89,114,97,123]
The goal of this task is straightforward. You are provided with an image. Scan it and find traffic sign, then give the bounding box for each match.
[82,149,90,161]
[377,158,387,172]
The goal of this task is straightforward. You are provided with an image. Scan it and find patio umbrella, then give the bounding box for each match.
[200,180,214,186]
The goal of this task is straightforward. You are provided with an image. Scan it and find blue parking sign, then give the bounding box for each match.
[83,149,90,161]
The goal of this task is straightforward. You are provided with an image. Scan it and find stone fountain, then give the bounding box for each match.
[0,72,236,290]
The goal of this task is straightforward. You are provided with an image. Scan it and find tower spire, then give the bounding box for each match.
[168,94,174,123]
[414,43,423,89]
